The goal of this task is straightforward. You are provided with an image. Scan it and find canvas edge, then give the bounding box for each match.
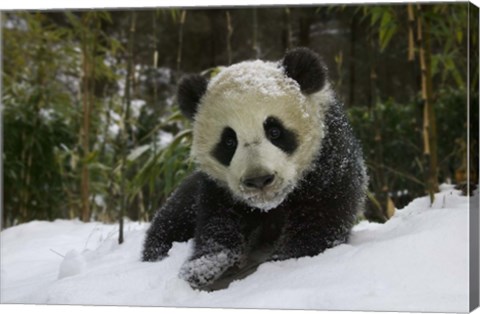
[469,1,480,312]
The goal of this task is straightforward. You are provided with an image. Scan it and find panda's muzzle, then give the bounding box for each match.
[242,174,275,190]
[237,172,291,210]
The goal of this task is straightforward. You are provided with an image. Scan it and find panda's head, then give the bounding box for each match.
[177,48,334,211]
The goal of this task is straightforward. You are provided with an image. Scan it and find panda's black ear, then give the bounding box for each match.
[282,47,327,94]
[177,74,208,120]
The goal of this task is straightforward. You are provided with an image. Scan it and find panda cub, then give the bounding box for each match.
[142,47,367,290]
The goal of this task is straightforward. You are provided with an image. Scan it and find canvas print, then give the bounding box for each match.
[1,2,479,312]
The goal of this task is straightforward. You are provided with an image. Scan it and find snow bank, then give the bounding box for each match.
[0,186,471,312]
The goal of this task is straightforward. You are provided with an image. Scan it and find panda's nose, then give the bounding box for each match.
[242,174,275,190]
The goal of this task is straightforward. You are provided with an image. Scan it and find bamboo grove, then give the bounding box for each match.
[2,4,478,234]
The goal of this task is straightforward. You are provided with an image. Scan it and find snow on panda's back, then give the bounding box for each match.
[191,58,335,211]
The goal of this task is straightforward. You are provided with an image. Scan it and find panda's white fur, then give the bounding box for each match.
[192,60,334,210]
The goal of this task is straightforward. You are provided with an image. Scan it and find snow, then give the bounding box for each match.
[209,60,304,101]
[38,108,54,122]
[131,99,146,118]
[58,250,87,280]
[106,109,122,138]
[0,186,473,312]
[157,130,174,148]
[155,67,173,85]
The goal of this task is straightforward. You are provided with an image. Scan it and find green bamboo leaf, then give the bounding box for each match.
[87,162,111,172]
[449,62,464,88]
[379,10,397,52]
[65,12,82,30]
[370,8,382,26]
[84,150,99,164]
[380,27,396,52]
[127,144,150,162]
[164,153,173,196]
[456,30,463,44]
[166,110,185,123]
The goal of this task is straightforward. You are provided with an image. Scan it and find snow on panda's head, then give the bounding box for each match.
[177,48,334,211]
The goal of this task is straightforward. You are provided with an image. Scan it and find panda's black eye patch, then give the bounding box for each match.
[264,116,298,155]
[211,127,237,166]
[267,126,282,140]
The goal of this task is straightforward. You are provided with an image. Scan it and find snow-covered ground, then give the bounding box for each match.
[0,185,474,312]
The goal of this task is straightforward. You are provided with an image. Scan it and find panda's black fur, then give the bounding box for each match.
[142,48,367,290]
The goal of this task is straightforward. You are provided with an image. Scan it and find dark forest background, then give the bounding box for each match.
[2,4,479,236]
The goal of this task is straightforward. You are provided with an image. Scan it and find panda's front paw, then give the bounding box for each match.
[179,250,239,289]
[142,247,167,262]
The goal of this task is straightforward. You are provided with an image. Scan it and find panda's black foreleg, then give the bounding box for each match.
[269,229,331,261]
[179,213,247,289]
[178,180,247,289]
[141,172,203,262]
[268,207,353,261]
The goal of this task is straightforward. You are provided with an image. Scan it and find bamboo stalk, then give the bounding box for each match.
[119,11,137,244]
[283,8,292,50]
[80,15,91,222]
[422,102,430,155]
[424,11,439,196]
[407,4,416,61]
[19,130,28,221]
[416,5,439,203]
[226,11,233,65]
[150,11,159,217]
[349,12,357,107]
[176,10,187,74]
[252,9,259,58]
[88,16,99,219]
[386,196,396,219]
